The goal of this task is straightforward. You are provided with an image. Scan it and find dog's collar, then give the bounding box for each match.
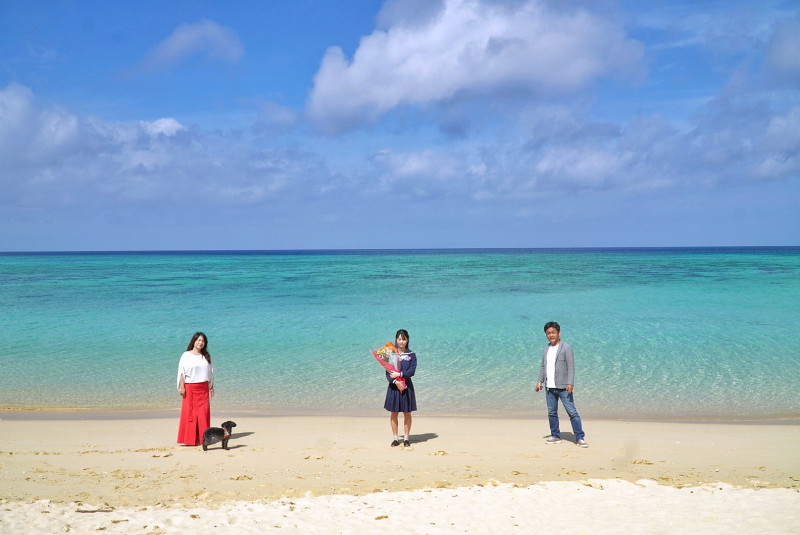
[224,429,231,439]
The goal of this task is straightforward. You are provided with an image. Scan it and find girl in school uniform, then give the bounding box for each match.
[384,329,417,447]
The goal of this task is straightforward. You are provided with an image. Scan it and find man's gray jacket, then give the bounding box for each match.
[537,341,575,388]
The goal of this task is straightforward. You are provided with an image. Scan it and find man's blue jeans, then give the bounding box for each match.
[545,387,585,441]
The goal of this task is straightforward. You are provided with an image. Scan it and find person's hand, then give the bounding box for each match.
[210,387,215,399]
[390,371,401,379]
[179,387,186,398]
[566,385,573,394]
[535,382,542,392]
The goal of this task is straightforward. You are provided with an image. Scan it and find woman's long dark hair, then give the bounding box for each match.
[187,332,211,364]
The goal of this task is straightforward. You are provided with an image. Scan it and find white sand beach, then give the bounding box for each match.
[1,414,799,534]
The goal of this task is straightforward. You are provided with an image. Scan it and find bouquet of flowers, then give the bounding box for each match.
[371,342,406,391]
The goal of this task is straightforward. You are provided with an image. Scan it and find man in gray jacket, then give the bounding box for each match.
[535,322,588,447]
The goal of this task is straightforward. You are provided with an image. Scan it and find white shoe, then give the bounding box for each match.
[545,436,562,444]
[577,439,588,448]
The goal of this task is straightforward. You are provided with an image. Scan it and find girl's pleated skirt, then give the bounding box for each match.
[177,381,210,446]
[384,379,417,413]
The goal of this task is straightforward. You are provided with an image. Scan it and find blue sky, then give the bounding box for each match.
[1,0,798,250]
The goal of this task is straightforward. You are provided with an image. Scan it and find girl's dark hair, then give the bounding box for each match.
[395,329,410,350]
[187,332,211,364]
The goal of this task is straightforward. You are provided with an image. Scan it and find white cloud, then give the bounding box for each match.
[763,105,800,151]
[371,148,460,180]
[307,0,643,133]
[139,20,243,71]
[0,84,321,210]
[0,83,37,152]
[142,118,185,137]
[535,146,632,188]
[757,105,800,178]
[767,15,800,78]
[0,83,82,172]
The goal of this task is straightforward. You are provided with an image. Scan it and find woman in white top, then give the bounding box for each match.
[177,332,214,446]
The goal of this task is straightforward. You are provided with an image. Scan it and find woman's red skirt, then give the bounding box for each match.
[177,381,210,446]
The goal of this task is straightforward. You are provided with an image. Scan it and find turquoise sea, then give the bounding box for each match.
[2,248,799,421]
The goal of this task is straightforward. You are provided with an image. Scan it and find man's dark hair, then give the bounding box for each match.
[543,321,560,333]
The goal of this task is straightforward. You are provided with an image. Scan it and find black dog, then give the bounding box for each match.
[202,421,237,451]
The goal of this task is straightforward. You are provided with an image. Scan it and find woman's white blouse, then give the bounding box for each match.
[177,351,214,389]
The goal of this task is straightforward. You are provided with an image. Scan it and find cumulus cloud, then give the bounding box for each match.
[142,118,185,137]
[361,86,798,205]
[139,20,243,71]
[0,83,83,172]
[307,0,643,133]
[0,83,327,211]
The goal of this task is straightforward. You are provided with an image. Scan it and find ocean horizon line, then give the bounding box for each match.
[1,245,798,256]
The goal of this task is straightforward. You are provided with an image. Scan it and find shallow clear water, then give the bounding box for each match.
[2,248,798,420]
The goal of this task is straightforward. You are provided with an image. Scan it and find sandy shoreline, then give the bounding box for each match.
[2,414,799,533]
